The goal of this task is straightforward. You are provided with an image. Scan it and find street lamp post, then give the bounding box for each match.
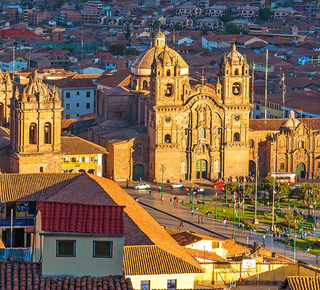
[238,188,241,228]
[288,207,291,237]
[233,194,236,238]
[294,221,297,262]
[271,150,276,232]
[254,146,259,224]
[225,184,228,204]
[190,187,194,210]
[159,164,166,201]
[314,201,317,229]
[215,192,218,219]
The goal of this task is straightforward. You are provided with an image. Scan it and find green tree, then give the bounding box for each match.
[224,22,241,34]
[258,7,272,21]
[108,44,127,55]
[220,7,233,23]
[153,20,161,29]
[125,26,131,41]
[244,184,255,198]
[126,47,140,55]
[201,28,209,36]
[174,22,180,31]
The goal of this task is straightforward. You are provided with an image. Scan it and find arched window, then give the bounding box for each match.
[249,139,254,148]
[280,163,285,170]
[44,123,52,144]
[298,141,304,149]
[235,68,239,75]
[142,80,148,90]
[29,123,37,144]
[233,132,240,142]
[40,167,43,173]
[199,127,205,139]
[318,162,320,169]
[166,69,171,76]
[164,134,171,143]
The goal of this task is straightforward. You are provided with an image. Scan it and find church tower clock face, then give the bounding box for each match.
[232,82,241,96]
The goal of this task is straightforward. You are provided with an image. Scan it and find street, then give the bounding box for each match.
[119,180,320,266]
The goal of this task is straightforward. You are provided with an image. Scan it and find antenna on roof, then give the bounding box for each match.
[264,49,268,120]
[201,67,205,87]
[12,44,15,81]
[81,29,84,60]
[173,28,176,50]
[281,73,286,118]
[251,61,255,119]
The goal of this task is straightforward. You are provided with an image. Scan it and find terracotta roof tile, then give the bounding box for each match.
[38,201,125,234]
[123,245,202,275]
[61,135,107,155]
[0,173,81,202]
[185,248,228,262]
[284,276,320,290]
[0,260,133,290]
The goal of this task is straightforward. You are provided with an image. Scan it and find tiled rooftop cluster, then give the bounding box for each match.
[0,260,133,290]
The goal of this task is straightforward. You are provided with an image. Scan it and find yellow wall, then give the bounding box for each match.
[42,235,124,277]
[128,273,195,290]
[194,262,320,286]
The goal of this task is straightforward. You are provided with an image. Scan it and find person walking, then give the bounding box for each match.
[198,216,201,224]
[126,178,129,189]
[179,219,184,227]
[263,234,266,245]
[316,254,319,267]
[158,186,161,193]
[149,189,152,196]
[246,236,249,245]
[201,217,204,224]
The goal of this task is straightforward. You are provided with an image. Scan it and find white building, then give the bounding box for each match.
[48,77,96,119]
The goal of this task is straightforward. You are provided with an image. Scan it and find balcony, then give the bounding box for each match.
[0,217,34,227]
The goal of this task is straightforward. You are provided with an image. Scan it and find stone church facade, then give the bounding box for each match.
[92,31,320,182]
[131,31,252,181]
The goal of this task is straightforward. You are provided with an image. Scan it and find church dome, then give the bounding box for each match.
[131,30,189,76]
[226,43,245,65]
[25,71,51,96]
[280,110,300,130]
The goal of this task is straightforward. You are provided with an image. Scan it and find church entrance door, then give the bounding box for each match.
[133,164,145,181]
[296,163,306,178]
[195,159,207,179]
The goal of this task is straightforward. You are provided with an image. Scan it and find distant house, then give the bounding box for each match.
[166,16,193,29]
[33,201,125,277]
[0,54,27,72]
[237,6,259,18]
[205,5,226,17]
[201,34,232,51]
[48,77,96,119]
[272,7,295,19]
[196,17,222,31]
[175,2,202,17]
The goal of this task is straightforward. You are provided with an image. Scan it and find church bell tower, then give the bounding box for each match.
[10,71,63,173]
[221,44,252,178]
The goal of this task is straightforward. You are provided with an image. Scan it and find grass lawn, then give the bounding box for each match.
[278,238,320,255]
[184,202,316,232]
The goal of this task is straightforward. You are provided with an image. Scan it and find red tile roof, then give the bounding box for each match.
[0,260,133,290]
[38,201,125,234]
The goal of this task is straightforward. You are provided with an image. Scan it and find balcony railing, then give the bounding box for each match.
[0,248,32,261]
[0,217,34,227]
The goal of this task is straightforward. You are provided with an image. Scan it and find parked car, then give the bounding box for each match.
[213,181,225,188]
[135,183,151,190]
[171,182,184,189]
[194,187,205,193]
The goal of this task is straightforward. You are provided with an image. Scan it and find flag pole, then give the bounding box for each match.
[282,73,285,118]
[264,49,269,119]
[251,61,255,119]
